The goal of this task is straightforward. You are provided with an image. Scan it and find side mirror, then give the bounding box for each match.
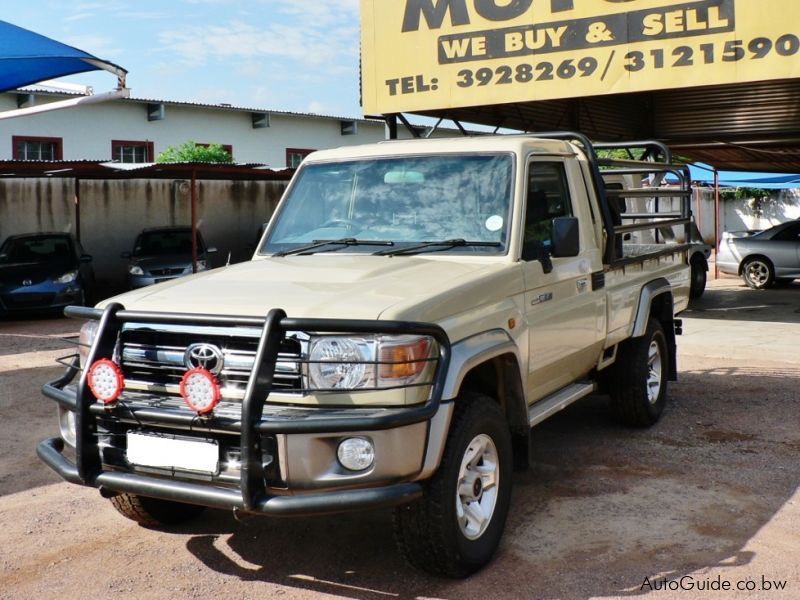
[120,251,131,259]
[551,217,580,258]
[80,254,93,264]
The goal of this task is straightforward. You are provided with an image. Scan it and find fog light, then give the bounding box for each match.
[180,368,221,415]
[337,437,375,471]
[58,406,77,448]
[87,359,124,404]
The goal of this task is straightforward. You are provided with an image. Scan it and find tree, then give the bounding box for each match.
[156,141,232,163]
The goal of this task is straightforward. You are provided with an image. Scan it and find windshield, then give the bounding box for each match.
[0,235,73,264]
[133,230,203,257]
[261,154,514,255]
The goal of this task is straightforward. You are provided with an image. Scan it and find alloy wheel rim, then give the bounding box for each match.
[456,433,499,540]
[746,261,769,286]
[647,340,663,404]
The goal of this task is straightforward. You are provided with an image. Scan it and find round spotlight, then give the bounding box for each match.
[180,368,221,415]
[87,358,124,404]
[337,437,375,471]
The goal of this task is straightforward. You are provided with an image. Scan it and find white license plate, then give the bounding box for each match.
[126,432,219,474]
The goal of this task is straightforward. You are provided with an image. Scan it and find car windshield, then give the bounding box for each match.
[0,235,72,264]
[261,154,514,255]
[133,230,202,256]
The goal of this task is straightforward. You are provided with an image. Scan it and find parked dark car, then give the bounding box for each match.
[122,226,216,288]
[717,219,800,289]
[0,232,93,314]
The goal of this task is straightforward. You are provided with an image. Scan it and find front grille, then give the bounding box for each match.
[2,292,56,308]
[118,323,306,403]
[149,267,185,277]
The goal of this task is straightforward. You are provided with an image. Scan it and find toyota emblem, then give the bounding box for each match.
[22,279,32,286]
[184,343,225,375]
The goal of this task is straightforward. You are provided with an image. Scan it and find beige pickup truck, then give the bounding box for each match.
[39,132,692,577]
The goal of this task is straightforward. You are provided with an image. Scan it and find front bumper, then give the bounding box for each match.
[39,304,450,516]
[0,281,82,312]
[38,437,423,516]
[129,273,189,288]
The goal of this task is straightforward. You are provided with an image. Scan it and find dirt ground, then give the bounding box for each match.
[1,276,798,599]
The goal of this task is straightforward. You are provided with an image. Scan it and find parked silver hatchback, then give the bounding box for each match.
[122,226,216,288]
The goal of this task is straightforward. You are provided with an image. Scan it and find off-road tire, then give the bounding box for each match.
[742,257,774,290]
[109,492,205,527]
[393,393,512,578]
[608,318,669,427]
[689,256,707,299]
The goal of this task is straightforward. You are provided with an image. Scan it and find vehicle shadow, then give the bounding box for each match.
[685,279,800,324]
[179,366,799,599]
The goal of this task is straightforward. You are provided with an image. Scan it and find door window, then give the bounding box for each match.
[523,162,573,259]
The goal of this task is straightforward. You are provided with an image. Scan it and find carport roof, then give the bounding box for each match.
[413,79,800,173]
[0,160,294,180]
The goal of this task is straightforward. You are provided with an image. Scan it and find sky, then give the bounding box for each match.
[10,0,364,118]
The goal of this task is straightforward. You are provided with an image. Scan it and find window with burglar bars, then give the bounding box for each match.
[12,136,63,160]
[112,140,154,163]
[286,148,315,168]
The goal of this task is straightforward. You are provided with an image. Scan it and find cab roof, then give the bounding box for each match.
[305,135,579,162]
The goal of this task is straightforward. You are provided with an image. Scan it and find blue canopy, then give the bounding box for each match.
[0,20,126,93]
[688,164,800,189]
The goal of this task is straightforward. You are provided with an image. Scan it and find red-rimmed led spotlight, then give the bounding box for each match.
[180,368,221,415]
[87,358,125,405]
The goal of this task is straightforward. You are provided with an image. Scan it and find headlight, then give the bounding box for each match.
[78,320,99,368]
[128,265,144,276]
[309,337,373,389]
[308,334,434,390]
[55,270,78,284]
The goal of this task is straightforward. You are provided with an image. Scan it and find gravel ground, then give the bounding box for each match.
[0,277,798,599]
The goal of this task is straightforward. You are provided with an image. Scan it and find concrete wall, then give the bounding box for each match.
[0,177,288,292]
[692,188,800,243]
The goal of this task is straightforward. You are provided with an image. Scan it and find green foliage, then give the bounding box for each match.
[719,187,771,201]
[156,141,232,163]
[596,148,637,160]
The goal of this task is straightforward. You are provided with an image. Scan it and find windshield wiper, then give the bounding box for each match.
[272,238,394,257]
[374,239,502,257]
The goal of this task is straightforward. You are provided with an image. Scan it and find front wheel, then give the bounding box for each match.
[608,318,669,427]
[393,393,512,578]
[742,257,774,289]
[109,493,205,527]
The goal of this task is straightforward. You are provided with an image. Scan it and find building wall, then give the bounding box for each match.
[0,93,390,166]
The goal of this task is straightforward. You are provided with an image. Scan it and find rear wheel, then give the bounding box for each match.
[689,256,707,299]
[742,257,774,289]
[109,493,205,527]
[393,393,512,578]
[608,318,669,427]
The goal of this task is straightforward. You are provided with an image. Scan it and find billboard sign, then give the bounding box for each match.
[361,0,800,114]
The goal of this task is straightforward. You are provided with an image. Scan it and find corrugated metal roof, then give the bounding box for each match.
[414,79,800,172]
[15,87,382,124]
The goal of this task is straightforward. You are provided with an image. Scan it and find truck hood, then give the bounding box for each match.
[99,255,514,321]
